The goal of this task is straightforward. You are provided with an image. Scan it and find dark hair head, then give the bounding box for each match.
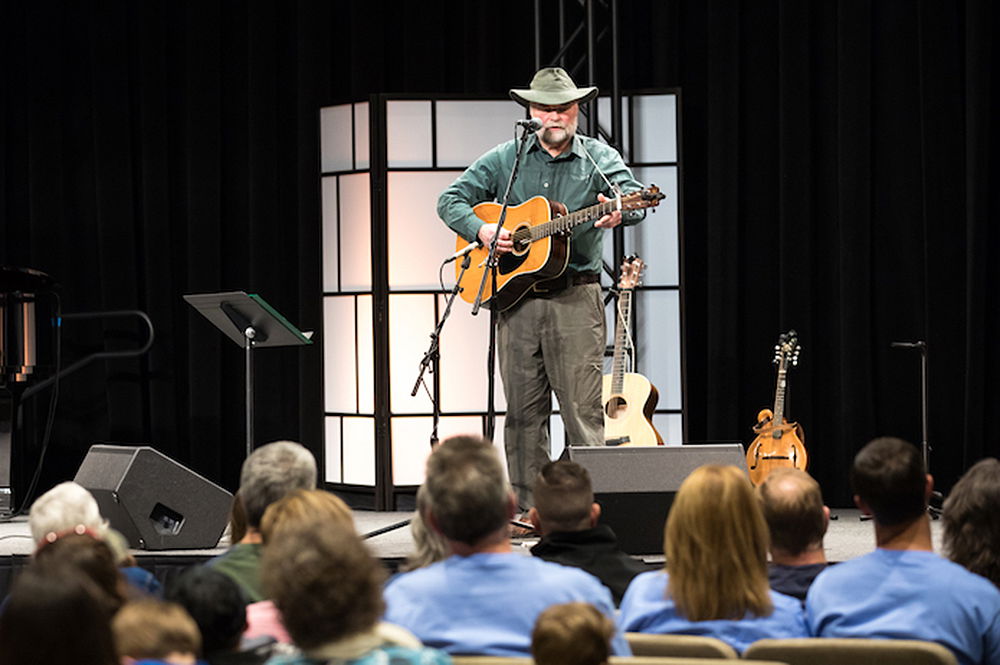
[943,458,1000,588]
[531,602,614,665]
[532,461,594,533]
[0,566,118,665]
[33,532,127,610]
[165,566,248,654]
[425,435,509,545]
[757,467,827,555]
[261,522,385,650]
[850,437,927,525]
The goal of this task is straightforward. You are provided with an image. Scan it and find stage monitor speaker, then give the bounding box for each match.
[74,444,233,551]
[567,443,747,555]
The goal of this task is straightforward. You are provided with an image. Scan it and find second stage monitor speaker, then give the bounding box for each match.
[566,443,747,555]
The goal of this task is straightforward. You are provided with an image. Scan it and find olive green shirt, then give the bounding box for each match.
[437,133,645,274]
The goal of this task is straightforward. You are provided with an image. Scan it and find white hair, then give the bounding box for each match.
[28,481,109,544]
[239,440,317,527]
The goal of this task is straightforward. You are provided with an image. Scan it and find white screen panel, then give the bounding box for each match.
[628,166,679,287]
[339,173,372,291]
[388,171,464,289]
[387,101,433,168]
[595,96,631,158]
[343,416,375,486]
[320,105,353,173]
[437,294,507,413]
[322,176,340,292]
[357,295,375,414]
[390,417,434,485]
[324,416,342,483]
[632,94,677,164]
[635,290,682,411]
[389,294,436,414]
[549,414,566,459]
[354,103,370,170]
[436,100,523,168]
[653,413,684,447]
[323,296,357,413]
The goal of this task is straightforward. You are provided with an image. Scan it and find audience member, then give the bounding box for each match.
[33,529,129,611]
[261,521,449,665]
[400,484,449,572]
[113,599,201,664]
[384,434,629,656]
[166,566,276,665]
[532,602,614,665]
[528,461,650,604]
[618,464,808,652]
[806,437,1000,665]
[207,441,317,603]
[227,490,248,545]
[0,566,118,665]
[943,457,1000,589]
[756,467,829,600]
[29,480,161,596]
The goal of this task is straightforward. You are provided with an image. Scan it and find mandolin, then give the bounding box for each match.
[746,330,807,485]
[455,186,665,312]
[602,256,663,447]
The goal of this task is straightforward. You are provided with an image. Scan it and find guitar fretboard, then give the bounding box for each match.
[610,288,633,395]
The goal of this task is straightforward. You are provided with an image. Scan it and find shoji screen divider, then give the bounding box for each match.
[321,92,684,510]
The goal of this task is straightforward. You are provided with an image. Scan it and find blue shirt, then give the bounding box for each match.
[383,552,630,657]
[265,645,450,665]
[806,549,1000,665]
[437,133,645,274]
[618,570,809,653]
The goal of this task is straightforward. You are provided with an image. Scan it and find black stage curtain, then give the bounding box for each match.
[2,1,997,505]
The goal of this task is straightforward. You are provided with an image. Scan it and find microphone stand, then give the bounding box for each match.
[471,123,535,441]
[411,252,474,448]
[891,340,941,518]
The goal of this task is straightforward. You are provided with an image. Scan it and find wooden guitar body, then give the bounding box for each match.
[602,372,664,447]
[746,408,808,486]
[457,197,569,312]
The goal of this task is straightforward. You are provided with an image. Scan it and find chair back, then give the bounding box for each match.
[625,633,739,659]
[743,638,957,665]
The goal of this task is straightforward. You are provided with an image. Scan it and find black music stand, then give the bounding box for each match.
[184,292,312,459]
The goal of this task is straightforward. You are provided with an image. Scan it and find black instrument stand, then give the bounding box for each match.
[891,340,940,518]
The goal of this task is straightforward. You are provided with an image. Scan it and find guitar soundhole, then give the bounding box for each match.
[511,224,531,255]
[605,396,628,419]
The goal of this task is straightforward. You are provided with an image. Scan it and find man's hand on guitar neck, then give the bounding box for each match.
[477,223,514,254]
[594,193,624,229]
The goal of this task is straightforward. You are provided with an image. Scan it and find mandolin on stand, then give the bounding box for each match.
[746,330,807,486]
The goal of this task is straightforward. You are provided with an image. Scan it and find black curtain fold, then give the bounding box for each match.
[1,0,996,504]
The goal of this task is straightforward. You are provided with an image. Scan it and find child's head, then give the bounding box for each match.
[531,602,614,665]
[112,599,201,664]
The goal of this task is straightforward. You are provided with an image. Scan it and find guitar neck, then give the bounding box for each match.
[772,364,787,425]
[527,198,621,241]
[610,288,633,394]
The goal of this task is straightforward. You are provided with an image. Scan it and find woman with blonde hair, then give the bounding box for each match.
[618,465,807,652]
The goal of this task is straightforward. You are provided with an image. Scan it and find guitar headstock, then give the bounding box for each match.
[618,255,645,290]
[773,330,801,367]
[620,185,666,212]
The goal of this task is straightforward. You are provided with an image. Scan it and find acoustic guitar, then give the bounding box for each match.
[746,330,807,485]
[455,186,665,312]
[602,256,663,447]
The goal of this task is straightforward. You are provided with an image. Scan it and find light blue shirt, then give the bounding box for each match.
[618,570,809,653]
[383,552,631,657]
[806,549,1000,665]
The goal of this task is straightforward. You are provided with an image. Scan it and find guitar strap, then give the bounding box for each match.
[577,137,624,209]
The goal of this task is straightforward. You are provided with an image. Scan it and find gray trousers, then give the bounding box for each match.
[497,282,606,508]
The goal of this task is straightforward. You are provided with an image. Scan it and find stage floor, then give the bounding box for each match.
[0,507,944,562]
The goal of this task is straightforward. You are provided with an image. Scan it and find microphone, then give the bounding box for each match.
[443,240,482,264]
[515,118,543,131]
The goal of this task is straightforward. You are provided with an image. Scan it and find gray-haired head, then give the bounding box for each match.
[29,481,108,545]
[239,441,317,528]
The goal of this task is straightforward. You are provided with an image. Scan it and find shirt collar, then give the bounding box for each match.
[527,132,587,160]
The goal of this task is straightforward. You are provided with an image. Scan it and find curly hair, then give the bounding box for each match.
[239,441,317,528]
[261,522,385,650]
[943,458,1000,588]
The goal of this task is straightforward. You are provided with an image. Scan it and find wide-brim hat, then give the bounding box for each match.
[509,67,598,108]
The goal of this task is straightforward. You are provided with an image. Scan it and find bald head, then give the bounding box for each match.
[757,468,828,556]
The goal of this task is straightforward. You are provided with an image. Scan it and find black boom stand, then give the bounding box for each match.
[891,339,942,518]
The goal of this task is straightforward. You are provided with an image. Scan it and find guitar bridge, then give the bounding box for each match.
[605,436,630,447]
